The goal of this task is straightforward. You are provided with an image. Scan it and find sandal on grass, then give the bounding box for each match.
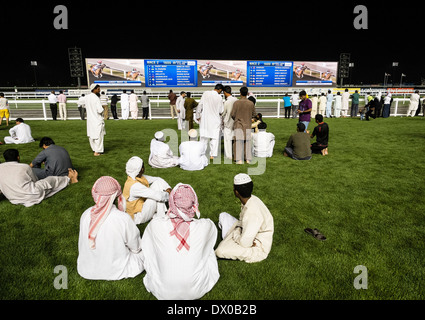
[304,228,327,241]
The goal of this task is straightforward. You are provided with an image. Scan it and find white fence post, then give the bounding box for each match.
[394,99,398,116]
[42,100,47,121]
[277,100,281,119]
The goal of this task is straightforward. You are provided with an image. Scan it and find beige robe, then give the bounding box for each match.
[0,162,70,207]
[215,195,274,263]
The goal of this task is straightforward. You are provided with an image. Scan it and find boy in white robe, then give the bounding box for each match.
[77,176,144,280]
[252,122,275,158]
[4,118,35,144]
[196,84,224,159]
[215,174,274,264]
[0,149,78,207]
[85,84,105,156]
[123,156,172,225]
[179,129,208,171]
[141,183,219,300]
[148,131,179,169]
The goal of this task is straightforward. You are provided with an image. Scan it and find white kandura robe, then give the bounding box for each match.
[334,95,342,118]
[178,141,208,171]
[148,139,179,169]
[85,93,105,153]
[0,162,70,207]
[215,195,274,264]
[77,205,145,280]
[4,123,35,144]
[141,215,220,300]
[120,93,130,120]
[252,131,275,158]
[176,96,186,130]
[407,93,420,116]
[196,90,224,140]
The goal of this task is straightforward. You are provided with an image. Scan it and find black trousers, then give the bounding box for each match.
[50,103,58,120]
[311,143,327,154]
[284,107,291,119]
[142,107,149,120]
[111,104,118,119]
[78,106,86,120]
[365,108,375,120]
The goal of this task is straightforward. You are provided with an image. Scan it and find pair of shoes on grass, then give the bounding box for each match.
[304,228,327,241]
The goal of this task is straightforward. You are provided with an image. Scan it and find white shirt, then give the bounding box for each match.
[85,93,105,139]
[48,93,58,104]
[77,205,144,280]
[127,175,170,203]
[290,94,299,106]
[8,123,35,144]
[342,92,350,110]
[0,97,9,110]
[77,96,86,107]
[334,95,342,108]
[142,215,219,300]
[196,90,224,139]
[252,130,275,158]
[179,141,208,171]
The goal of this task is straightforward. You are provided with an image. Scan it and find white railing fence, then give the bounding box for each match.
[4,98,421,121]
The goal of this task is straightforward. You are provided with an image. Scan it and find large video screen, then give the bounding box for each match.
[86,58,338,88]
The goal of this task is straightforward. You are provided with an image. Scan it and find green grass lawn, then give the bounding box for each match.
[0,116,424,300]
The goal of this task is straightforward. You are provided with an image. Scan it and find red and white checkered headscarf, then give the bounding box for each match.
[89,176,124,250]
[167,183,200,252]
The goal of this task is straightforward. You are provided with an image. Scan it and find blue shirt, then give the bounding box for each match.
[283,96,291,107]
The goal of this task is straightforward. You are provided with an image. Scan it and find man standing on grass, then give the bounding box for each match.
[85,84,105,157]
[351,90,360,117]
[231,86,256,164]
[48,91,58,120]
[58,90,67,121]
[326,90,333,118]
[196,84,224,160]
[222,86,237,160]
[120,90,130,120]
[0,93,10,127]
[297,90,312,132]
[168,90,178,120]
[0,149,78,207]
[215,174,274,263]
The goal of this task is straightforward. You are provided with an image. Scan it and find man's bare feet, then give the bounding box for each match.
[68,169,79,184]
[94,152,101,157]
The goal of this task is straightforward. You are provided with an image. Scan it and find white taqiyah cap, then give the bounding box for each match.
[234,173,252,185]
[188,129,198,138]
[154,131,164,141]
[90,83,98,91]
[126,156,144,180]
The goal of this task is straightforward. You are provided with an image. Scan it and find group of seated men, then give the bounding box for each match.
[77,159,274,300]
[148,119,276,171]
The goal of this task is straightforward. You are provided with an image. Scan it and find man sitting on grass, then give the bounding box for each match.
[30,137,75,179]
[215,174,274,263]
[0,149,78,207]
[284,122,312,160]
[310,114,329,156]
[123,156,172,224]
[3,118,34,145]
[148,131,179,169]
[77,176,145,281]
[141,183,219,300]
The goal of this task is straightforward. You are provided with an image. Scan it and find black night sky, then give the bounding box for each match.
[1,0,423,87]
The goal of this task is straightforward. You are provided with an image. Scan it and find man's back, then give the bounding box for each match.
[32,145,73,177]
[287,132,312,159]
[312,122,329,146]
[179,141,208,171]
[253,131,275,157]
[231,97,256,135]
[141,216,219,300]
[9,123,34,143]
